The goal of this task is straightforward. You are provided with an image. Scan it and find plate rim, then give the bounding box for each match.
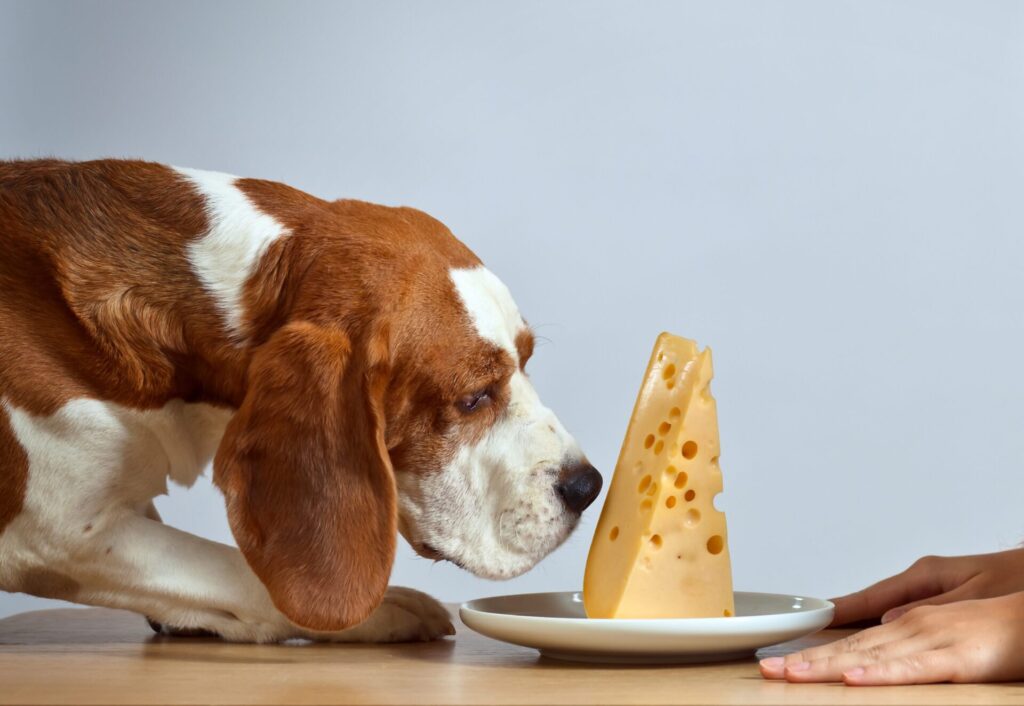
[459,589,835,626]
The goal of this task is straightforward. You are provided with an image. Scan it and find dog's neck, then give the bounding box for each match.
[163,168,330,407]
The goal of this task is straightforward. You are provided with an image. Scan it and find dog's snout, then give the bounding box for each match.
[555,463,603,514]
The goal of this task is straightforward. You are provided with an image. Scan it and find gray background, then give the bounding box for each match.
[2,0,1022,619]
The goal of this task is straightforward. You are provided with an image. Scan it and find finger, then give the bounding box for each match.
[760,622,913,679]
[782,636,932,683]
[830,565,944,627]
[842,650,957,686]
[880,582,976,624]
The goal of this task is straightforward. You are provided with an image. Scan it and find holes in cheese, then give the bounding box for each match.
[682,440,698,459]
[584,333,734,619]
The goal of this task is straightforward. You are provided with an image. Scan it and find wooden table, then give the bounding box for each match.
[1,607,1022,705]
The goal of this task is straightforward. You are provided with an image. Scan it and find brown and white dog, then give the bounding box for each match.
[0,159,602,642]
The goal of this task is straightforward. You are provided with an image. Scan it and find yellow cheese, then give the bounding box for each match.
[583,333,734,619]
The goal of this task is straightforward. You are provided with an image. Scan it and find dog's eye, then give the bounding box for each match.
[456,390,492,414]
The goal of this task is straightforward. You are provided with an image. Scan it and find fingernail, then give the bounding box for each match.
[844,667,865,679]
[760,657,784,668]
[786,661,811,673]
[881,610,900,624]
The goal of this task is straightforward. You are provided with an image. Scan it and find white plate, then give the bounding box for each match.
[459,590,834,664]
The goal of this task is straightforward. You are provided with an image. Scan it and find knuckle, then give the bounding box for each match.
[818,654,842,672]
[911,554,940,572]
[783,651,807,666]
[863,644,885,662]
[839,633,863,651]
[900,654,924,675]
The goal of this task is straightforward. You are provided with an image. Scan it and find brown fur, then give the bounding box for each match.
[0,158,526,631]
[515,329,535,370]
[0,407,27,536]
[215,322,396,631]
[0,159,229,411]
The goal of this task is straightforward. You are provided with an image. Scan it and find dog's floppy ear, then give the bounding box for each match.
[214,321,395,632]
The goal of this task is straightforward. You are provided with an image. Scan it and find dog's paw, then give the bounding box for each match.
[145,616,220,638]
[324,586,455,643]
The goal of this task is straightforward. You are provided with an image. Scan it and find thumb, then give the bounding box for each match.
[880,583,975,623]
[830,563,945,627]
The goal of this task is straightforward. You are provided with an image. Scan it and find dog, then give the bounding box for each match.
[0,159,602,642]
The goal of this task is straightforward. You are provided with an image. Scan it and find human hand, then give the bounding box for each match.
[830,548,1024,626]
[759,591,1024,685]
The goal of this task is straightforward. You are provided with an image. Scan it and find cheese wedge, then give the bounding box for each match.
[583,333,734,619]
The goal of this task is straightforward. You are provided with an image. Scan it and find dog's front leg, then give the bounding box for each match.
[64,511,300,642]
[37,511,452,643]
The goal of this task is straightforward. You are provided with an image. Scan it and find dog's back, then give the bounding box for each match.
[1,160,235,411]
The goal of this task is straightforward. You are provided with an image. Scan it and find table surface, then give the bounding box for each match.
[1,606,1022,705]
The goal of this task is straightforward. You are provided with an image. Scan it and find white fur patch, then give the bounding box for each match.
[174,167,291,340]
[0,397,239,628]
[450,266,526,361]
[1,397,231,536]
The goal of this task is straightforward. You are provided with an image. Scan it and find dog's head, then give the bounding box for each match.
[387,264,602,580]
[215,203,601,631]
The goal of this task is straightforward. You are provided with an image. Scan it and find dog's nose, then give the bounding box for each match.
[556,462,603,514]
